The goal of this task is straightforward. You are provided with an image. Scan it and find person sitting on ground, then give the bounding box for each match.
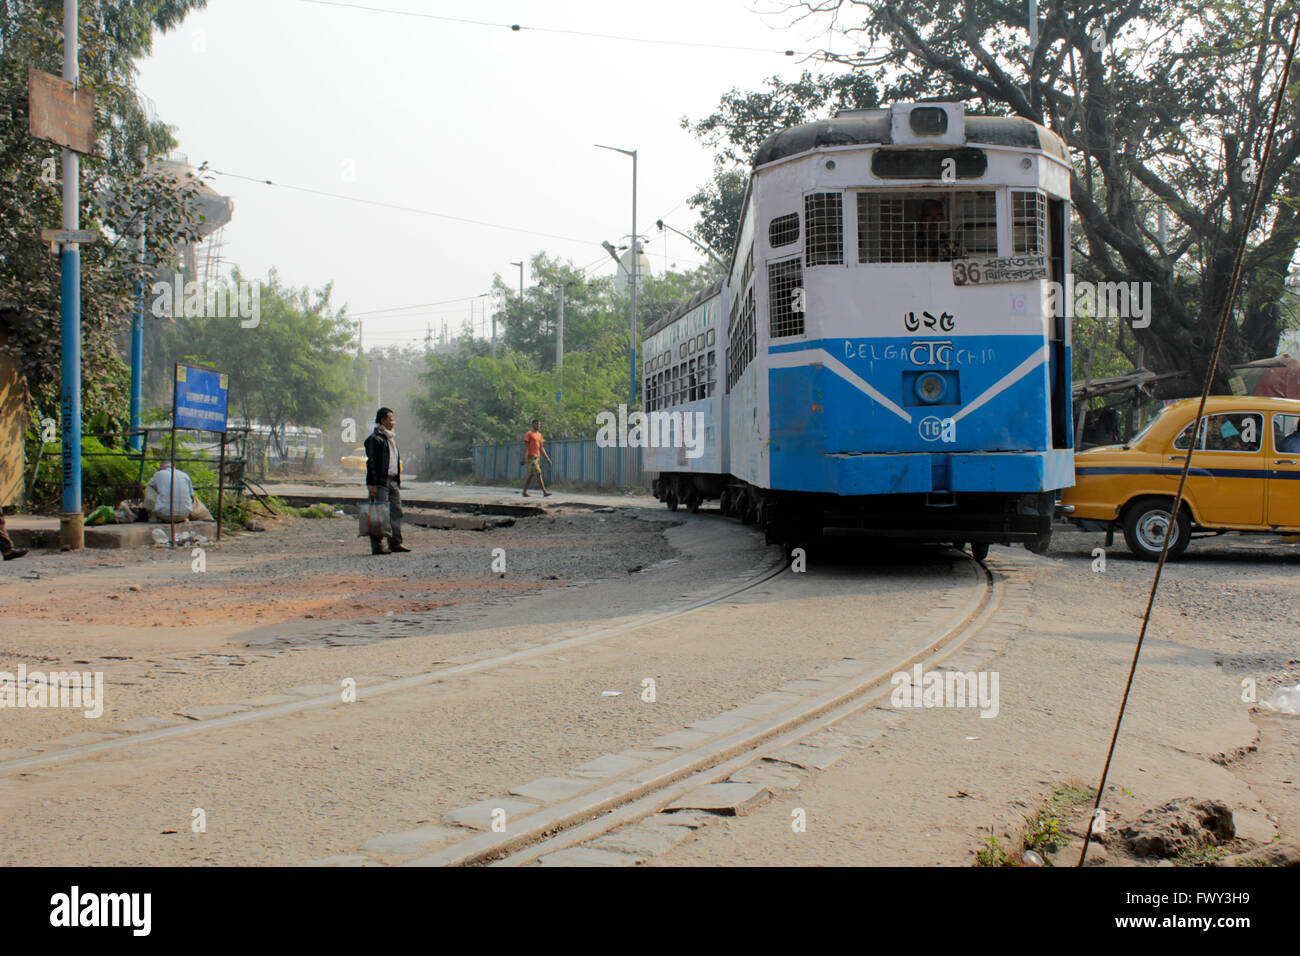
[146,462,196,523]
[0,512,28,561]
[521,418,552,498]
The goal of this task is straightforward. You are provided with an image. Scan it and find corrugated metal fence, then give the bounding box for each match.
[472,439,645,489]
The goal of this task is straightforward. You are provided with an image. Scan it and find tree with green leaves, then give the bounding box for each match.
[1,0,210,423]
[151,270,366,458]
[745,0,1300,391]
[683,70,881,255]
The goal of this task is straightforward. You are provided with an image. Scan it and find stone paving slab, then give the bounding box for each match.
[509,776,594,803]
[177,703,252,719]
[442,797,540,831]
[729,764,808,791]
[536,846,641,867]
[686,713,754,734]
[666,782,771,816]
[300,855,370,867]
[588,824,697,857]
[649,728,713,750]
[107,716,182,733]
[571,753,647,779]
[41,731,121,749]
[236,694,302,708]
[360,825,462,857]
[765,744,846,771]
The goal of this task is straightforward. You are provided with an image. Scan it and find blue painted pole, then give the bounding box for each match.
[60,246,81,515]
[59,0,83,550]
[129,277,143,452]
[129,146,146,454]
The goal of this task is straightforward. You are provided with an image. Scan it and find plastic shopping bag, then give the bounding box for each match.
[358,501,392,538]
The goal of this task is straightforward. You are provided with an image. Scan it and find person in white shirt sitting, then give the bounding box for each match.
[146,462,197,523]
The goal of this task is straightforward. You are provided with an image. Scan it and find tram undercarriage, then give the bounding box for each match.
[651,473,1055,556]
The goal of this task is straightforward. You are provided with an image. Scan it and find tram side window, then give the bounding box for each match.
[1012,190,1047,255]
[804,193,843,266]
[768,257,804,338]
[770,213,799,248]
[857,192,994,263]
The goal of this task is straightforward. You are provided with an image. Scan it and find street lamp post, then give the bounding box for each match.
[595,143,637,407]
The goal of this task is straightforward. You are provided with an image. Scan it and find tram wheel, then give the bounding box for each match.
[685,489,702,513]
[665,488,679,512]
[719,488,732,516]
[970,541,990,562]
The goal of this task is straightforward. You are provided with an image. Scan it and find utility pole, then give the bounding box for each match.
[595,144,638,406]
[555,283,567,404]
[60,0,83,550]
[129,143,146,453]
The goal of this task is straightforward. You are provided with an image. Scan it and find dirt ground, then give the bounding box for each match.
[647,527,1300,867]
[1,506,1296,867]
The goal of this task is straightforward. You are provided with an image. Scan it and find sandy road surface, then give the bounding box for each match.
[2,501,1295,866]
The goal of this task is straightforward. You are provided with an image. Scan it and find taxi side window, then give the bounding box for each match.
[1173,413,1262,452]
[1276,413,1300,453]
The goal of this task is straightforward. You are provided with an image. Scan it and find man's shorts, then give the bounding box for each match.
[526,455,542,476]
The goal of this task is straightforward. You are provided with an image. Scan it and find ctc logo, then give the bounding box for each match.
[919,416,957,443]
[909,339,954,366]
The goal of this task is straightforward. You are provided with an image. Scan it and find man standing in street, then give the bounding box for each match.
[365,407,409,554]
[521,418,552,498]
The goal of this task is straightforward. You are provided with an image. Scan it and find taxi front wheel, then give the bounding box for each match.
[1122,499,1190,561]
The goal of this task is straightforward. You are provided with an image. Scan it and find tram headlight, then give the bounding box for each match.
[917,372,946,403]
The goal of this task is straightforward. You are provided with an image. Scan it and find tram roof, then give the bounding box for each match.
[643,279,723,341]
[753,111,1069,167]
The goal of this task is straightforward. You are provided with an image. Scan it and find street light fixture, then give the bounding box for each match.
[656,219,727,269]
[595,143,638,407]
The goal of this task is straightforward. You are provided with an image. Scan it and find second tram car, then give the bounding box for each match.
[647,103,1075,555]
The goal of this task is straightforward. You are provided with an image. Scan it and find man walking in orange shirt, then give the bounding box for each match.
[521,418,552,498]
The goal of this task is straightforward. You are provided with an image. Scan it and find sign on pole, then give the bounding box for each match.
[175,364,230,433]
[27,68,95,155]
[170,364,231,544]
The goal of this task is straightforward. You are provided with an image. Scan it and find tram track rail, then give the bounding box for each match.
[393,553,1000,867]
[0,555,790,779]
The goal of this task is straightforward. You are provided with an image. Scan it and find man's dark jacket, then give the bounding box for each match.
[364,428,401,487]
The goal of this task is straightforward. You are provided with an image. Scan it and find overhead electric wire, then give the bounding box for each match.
[297,0,814,58]
[208,168,600,247]
[1078,9,1300,866]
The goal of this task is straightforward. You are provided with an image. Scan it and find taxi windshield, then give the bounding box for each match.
[1126,407,1169,445]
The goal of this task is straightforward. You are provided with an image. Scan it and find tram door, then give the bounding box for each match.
[1048,197,1072,450]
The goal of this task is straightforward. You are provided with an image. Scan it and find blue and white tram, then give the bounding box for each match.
[648,103,1074,553]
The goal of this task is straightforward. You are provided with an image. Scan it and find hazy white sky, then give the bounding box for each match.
[134,0,852,347]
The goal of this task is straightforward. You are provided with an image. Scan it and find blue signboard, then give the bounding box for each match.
[174,365,229,433]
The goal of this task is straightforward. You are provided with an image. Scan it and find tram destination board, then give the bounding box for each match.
[951,254,1048,286]
[27,68,95,155]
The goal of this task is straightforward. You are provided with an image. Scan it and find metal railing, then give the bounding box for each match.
[472,438,644,489]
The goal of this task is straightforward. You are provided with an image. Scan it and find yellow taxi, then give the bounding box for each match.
[1061,395,1300,559]
[339,447,404,474]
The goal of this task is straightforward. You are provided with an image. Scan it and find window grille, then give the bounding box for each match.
[768,258,804,338]
[857,191,996,263]
[769,213,799,248]
[1011,190,1047,255]
[804,193,843,266]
